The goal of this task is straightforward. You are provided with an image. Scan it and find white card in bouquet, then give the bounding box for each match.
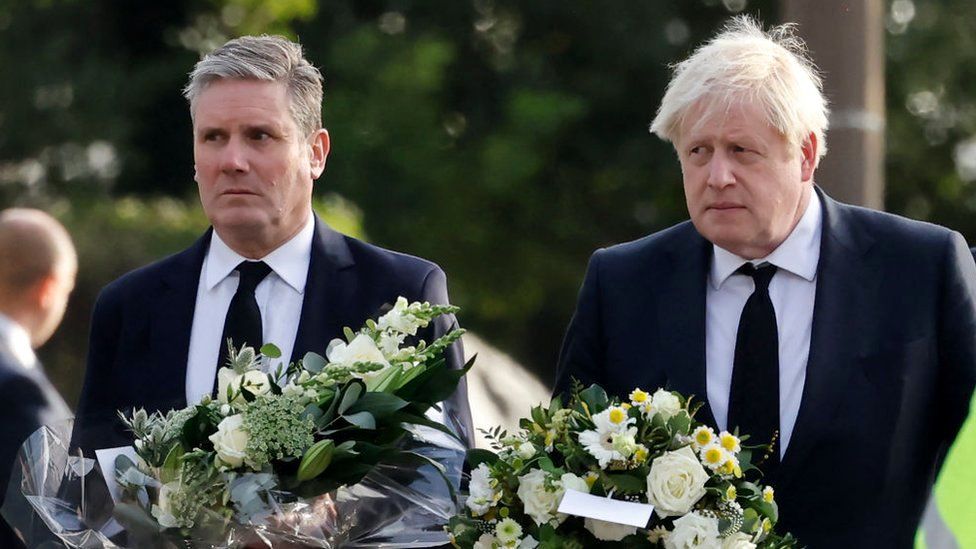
[557,489,655,528]
[94,446,138,504]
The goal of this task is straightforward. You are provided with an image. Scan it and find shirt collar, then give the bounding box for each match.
[0,312,37,369]
[206,213,314,294]
[709,190,822,290]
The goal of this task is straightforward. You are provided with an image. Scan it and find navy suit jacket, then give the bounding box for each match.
[555,189,976,548]
[75,216,473,452]
[0,343,69,548]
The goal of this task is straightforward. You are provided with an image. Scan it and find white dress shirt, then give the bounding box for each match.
[0,312,37,370]
[705,192,822,456]
[185,214,314,405]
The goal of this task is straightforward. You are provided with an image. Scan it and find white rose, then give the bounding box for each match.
[216,368,270,406]
[665,512,721,549]
[646,446,708,517]
[151,481,181,528]
[559,472,589,494]
[650,389,682,420]
[584,517,637,541]
[208,414,250,469]
[517,441,537,459]
[472,533,497,549]
[517,468,562,526]
[377,297,424,335]
[326,333,391,371]
[466,463,497,516]
[721,532,757,549]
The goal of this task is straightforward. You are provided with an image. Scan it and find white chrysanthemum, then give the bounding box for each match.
[495,518,523,545]
[629,388,650,407]
[585,517,637,541]
[718,431,741,454]
[692,426,716,450]
[665,512,721,549]
[763,486,775,503]
[699,443,731,472]
[466,463,499,516]
[592,406,635,433]
[648,525,671,544]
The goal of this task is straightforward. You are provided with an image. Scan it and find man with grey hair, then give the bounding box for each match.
[555,17,975,547]
[0,208,75,547]
[75,35,472,454]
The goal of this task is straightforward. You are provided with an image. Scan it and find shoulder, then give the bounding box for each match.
[95,238,205,308]
[342,235,442,281]
[587,221,700,275]
[832,200,961,258]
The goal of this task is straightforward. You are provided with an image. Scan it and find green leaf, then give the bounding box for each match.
[604,473,647,494]
[579,385,609,413]
[337,380,366,414]
[346,391,409,417]
[342,410,376,429]
[260,343,281,359]
[296,439,335,482]
[466,448,500,469]
[158,443,184,484]
[302,352,327,373]
[667,411,692,434]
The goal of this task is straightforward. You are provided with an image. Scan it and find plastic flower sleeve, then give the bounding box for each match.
[3,418,465,548]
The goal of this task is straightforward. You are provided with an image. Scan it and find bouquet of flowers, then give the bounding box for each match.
[4,297,472,548]
[447,383,798,549]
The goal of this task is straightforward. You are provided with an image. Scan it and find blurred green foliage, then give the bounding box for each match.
[3,0,976,399]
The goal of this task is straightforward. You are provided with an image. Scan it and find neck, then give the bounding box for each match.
[217,213,310,259]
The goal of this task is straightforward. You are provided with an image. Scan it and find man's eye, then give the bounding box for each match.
[202,132,222,142]
[249,130,271,141]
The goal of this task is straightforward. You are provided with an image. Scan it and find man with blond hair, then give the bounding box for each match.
[555,17,976,547]
[75,35,472,452]
[0,208,75,547]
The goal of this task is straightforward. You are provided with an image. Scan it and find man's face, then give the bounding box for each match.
[193,79,328,254]
[676,99,816,259]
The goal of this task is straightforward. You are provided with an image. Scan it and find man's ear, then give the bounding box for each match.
[309,129,330,180]
[29,274,58,309]
[800,132,818,182]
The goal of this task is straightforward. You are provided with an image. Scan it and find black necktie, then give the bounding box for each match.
[216,261,272,370]
[727,263,780,475]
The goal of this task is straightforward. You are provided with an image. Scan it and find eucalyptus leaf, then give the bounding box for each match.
[260,343,281,358]
[337,380,366,414]
[342,410,376,430]
[302,352,327,373]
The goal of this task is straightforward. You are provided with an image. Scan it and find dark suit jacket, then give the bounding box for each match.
[74,216,473,452]
[555,189,976,548]
[0,339,70,548]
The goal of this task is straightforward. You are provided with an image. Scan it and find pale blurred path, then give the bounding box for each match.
[463,334,551,449]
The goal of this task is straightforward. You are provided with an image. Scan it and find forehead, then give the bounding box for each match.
[192,79,292,126]
[679,97,781,145]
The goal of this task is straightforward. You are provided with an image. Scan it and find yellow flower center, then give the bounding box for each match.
[763,487,775,503]
[720,433,740,452]
[726,486,737,501]
[704,447,723,464]
[695,430,712,446]
[609,408,626,424]
[630,389,649,403]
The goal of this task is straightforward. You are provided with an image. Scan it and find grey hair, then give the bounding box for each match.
[183,35,324,136]
[650,16,829,161]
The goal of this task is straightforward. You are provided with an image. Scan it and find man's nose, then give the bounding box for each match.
[219,138,249,174]
[706,152,735,189]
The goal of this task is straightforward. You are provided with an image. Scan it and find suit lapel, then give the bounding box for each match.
[776,189,873,486]
[290,216,355,364]
[657,225,717,428]
[149,231,211,411]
